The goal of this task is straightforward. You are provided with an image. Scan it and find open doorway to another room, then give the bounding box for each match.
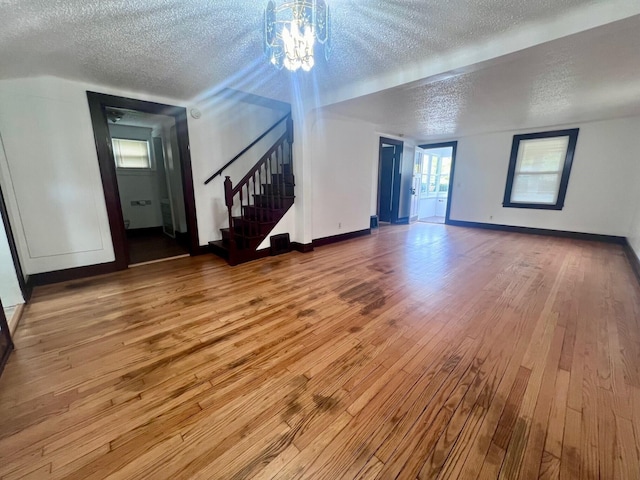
[412,142,457,224]
[106,108,189,265]
[88,92,199,271]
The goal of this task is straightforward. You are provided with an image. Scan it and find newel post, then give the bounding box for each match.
[286,114,294,145]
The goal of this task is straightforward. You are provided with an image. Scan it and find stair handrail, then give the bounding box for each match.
[230,132,288,197]
[204,112,291,185]
[223,115,293,260]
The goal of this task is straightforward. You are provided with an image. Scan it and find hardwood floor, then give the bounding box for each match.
[0,223,639,479]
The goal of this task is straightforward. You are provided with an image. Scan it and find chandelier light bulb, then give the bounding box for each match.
[264,0,331,72]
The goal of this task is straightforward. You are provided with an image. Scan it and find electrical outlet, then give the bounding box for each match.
[338,222,342,229]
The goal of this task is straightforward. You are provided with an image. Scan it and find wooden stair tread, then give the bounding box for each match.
[208,240,229,260]
[220,228,264,241]
[210,126,295,266]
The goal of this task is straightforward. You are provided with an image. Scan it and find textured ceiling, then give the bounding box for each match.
[0,0,609,102]
[325,15,640,140]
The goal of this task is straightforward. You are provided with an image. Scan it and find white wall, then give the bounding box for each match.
[0,219,23,309]
[310,111,377,240]
[447,116,640,236]
[419,198,438,219]
[628,165,640,261]
[0,76,287,274]
[0,77,115,274]
[188,96,286,245]
[160,123,188,234]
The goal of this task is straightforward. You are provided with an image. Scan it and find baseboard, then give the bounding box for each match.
[395,217,410,225]
[194,245,212,256]
[624,239,640,285]
[447,220,627,245]
[291,242,314,253]
[312,229,371,248]
[23,276,33,301]
[29,261,119,287]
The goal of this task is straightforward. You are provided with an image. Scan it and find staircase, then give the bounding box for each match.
[206,113,295,266]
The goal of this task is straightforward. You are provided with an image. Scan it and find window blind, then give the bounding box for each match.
[510,136,569,204]
[112,139,151,169]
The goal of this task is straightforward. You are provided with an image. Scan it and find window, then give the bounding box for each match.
[420,155,451,198]
[503,129,579,210]
[112,138,152,169]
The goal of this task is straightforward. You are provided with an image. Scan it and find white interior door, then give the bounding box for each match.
[410,149,425,220]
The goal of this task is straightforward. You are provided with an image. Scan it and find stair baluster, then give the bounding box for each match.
[211,123,294,265]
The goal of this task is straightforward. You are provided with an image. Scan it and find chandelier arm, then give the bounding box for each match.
[264,0,330,72]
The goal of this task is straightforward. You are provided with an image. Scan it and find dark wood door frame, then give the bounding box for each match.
[0,181,29,301]
[377,137,404,224]
[87,92,200,270]
[0,298,14,377]
[417,141,458,224]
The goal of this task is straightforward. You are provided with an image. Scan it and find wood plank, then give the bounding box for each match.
[560,407,582,480]
[614,415,640,480]
[492,366,531,450]
[544,369,570,459]
[352,455,384,480]
[538,451,561,480]
[0,225,638,479]
[597,387,617,479]
[518,325,565,478]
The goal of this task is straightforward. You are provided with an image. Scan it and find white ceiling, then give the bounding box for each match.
[325,15,640,141]
[0,0,620,103]
[2,0,639,141]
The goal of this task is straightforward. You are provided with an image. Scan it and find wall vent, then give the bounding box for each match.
[270,233,291,256]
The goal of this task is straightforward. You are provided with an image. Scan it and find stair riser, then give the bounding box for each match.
[233,220,276,236]
[221,233,264,250]
[271,173,295,185]
[242,206,286,222]
[253,196,294,209]
[263,184,295,196]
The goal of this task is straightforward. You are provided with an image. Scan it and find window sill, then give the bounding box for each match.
[502,202,564,211]
[116,168,157,176]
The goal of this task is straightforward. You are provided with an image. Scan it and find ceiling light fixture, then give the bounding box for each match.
[107,111,124,124]
[264,0,331,72]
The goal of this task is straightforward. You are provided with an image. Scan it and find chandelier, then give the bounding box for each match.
[264,0,331,72]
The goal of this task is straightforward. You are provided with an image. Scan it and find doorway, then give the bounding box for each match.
[87,93,199,269]
[0,181,25,375]
[377,137,403,224]
[413,142,457,224]
[107,108,189,264]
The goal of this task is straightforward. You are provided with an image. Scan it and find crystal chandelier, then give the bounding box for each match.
[264,0,331,72]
